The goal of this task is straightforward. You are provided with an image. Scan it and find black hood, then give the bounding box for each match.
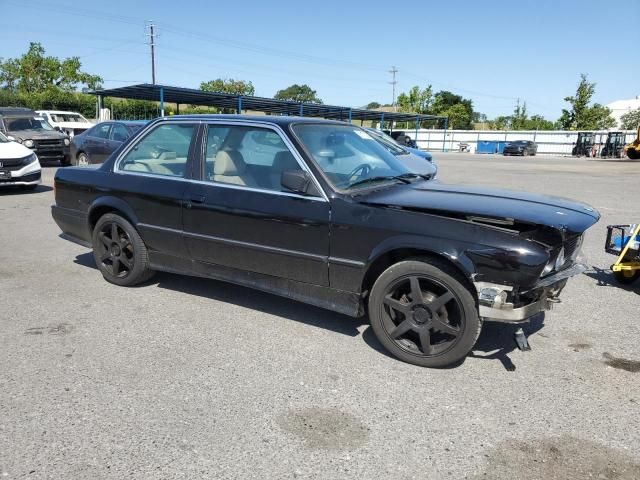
[360,181,600,235]
[9,129,67,140]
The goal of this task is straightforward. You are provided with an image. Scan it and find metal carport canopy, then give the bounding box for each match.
[92,83,446,123]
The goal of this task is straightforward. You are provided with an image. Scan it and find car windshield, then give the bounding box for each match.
[0,131,8,143]
[50,113,88,123]
[5,116,55,132]
[293,124,413,190]
[365,129,408,156]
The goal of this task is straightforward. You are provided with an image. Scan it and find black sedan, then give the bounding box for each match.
[70,120,147,166]
[52,115,599,368]
[503,140,538,156]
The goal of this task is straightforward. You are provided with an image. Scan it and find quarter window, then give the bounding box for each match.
[119,123,195,178]
[204,125,302,192]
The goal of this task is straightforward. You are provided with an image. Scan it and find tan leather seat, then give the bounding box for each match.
[269,151,300,191]
[213,150,257,187]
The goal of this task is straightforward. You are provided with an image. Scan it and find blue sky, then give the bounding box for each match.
[2,0,639,119]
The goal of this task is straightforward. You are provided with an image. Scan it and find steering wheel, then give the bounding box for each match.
[347,163,372,183]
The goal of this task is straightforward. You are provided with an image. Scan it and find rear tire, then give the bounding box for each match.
[368,258,481,368]
[92,213,155,287]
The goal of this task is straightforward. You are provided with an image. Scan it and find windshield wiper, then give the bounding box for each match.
[347,175,412,189]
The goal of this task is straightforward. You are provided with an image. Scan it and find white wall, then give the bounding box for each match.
[396,129,637,155]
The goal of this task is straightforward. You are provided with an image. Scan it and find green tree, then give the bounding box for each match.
[397,85,433,114]
[0,42,102,93]
[511,100,528,130]
[274,84,322,104]
[558,74,615,130]
[526,115,555,130]
[620,108,640,130]
[365,101,381,109]
[200,78,255,96]
[430,91,474,129]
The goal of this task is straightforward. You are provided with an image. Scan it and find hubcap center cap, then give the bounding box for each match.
[413,306,431,324]
[110,243,121,256]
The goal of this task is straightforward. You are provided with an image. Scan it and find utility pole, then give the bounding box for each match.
[389,66,398,112]
[146,21,156,84]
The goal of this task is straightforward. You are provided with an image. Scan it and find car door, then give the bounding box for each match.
[182,121,331,286]
[86,123,112,163]
[113,120,199,258]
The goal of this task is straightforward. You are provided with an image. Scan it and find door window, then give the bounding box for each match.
[118,123,196,178]
[92,123,111,139]
[204,125,302,192]
[110,123,129,142]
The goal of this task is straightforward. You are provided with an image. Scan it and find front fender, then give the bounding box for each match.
[365,234,478,280]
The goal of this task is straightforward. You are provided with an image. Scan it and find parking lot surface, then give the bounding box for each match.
[1,153,640,479]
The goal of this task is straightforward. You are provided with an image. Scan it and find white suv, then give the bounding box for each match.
[0,131,42,190]
[36,110,93,138]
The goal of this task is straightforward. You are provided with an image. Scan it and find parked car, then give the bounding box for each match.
[70,120,147,166]
[36,110,94,138]
[384,130,418,148]
[52,115,599,368]
[0,130,41,190]
[365,128,437,177]
[503,140,538,156]
[0,107,70,165]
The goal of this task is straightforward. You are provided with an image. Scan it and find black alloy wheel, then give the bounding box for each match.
[96,222,134,279]
[369,259,482,367]
[92,213,154,286]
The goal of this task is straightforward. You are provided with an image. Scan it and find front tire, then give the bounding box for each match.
[613,269,640,284]
[368,259,481,368]
[92,213,154,286]
[76,152,90,166]
[60,154,71,167]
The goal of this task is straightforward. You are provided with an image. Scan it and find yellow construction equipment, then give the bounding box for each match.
[624,126,640,159]
[606,224,640,284]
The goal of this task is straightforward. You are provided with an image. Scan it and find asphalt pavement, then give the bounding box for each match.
[1,153,639,479]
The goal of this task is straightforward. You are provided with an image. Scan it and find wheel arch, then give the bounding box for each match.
[88,197,139,232]
[360,238,477,297]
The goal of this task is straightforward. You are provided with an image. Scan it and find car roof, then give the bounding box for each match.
[37,110,84,115]
[0,107,35,116]
[157,114,350,127]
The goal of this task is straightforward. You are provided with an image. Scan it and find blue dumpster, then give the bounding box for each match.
[476,141,498,154]
[496,141,506,154]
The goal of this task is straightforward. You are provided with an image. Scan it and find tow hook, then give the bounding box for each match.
[514,327,531,351]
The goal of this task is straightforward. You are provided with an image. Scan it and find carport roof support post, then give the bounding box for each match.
[159,86,164,117]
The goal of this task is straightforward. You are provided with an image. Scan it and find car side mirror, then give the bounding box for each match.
[281,170,320,196]
[55,126,63,132]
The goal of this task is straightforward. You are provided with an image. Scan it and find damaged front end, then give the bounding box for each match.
[470,225,589,323]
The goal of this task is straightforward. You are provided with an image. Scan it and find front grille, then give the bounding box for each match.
[0,171,40,183]
[564,235,582,262]
[1,163,26,172]
[0,156,28,167]
[35,139,63,148]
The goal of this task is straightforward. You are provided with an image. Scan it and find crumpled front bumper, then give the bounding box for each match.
[474,263,587,323]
